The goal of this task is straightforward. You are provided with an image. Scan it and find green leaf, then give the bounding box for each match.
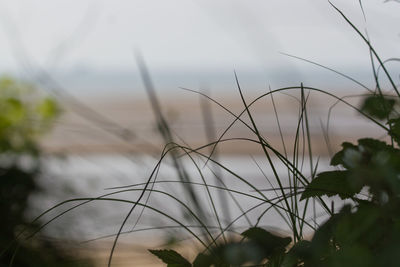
[37,98,60,120]
[301,171,360,200]
[357,138,390,152]
[192,253,213,267]
[149,249,191,267]
[265,252,286,267]
[330,142,358,167]
[331,138,392,169]
[388,118,400,144]
[241,227,291,257]
[361,95,396,120]
[281,240,312,267]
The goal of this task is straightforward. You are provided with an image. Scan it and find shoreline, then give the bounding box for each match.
[39,92,386,156]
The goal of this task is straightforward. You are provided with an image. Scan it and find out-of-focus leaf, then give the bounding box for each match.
[241,227,291,257]
[37,98,60,120]
[0,77,59,153]
[388,118,400,144]
[331,139,391,169]
[330,245,374,267]
[223,242,262,265]
[265,252,285,267]
[149,249,191,267]
[361,95,396,120]
[301,171,360,200]
[357,138,391,152]
[330,142,357,167]
[281,240,312,267]
[192,253,212,267]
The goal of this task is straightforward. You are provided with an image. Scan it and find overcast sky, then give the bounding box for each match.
[0,0,399,92]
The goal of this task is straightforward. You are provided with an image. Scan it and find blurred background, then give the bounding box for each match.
[0,0,399,266]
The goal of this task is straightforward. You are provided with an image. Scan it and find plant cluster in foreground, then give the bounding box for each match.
[149,2,400,267]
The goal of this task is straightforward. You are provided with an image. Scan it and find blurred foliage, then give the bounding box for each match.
[0,76,59,154]
[0,76,92,267]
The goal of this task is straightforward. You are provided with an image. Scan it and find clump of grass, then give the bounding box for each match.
[145,1,400,266]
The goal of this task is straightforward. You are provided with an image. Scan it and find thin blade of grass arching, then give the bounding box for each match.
[280,52,373,93]
[234,72,300,243]
[328,0,400,97]
[281,43,395,144]
[105,143,168,267]
[31,175,266,246]
[199,88,232,241]
[23,183,216,247]
[67,198,213,248]
[82,225,240,245]
[129,145,165,232]
[377,58,400,80]
[357,0,383,95]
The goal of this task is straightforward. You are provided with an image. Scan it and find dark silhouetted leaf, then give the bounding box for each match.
[241,227,291,258]
[301,171,360,200]
[149,249,191,267]
[192,253,213,267]
[388,118,400,144]
[357,138,390,152]
[330,142,358,167]
[331,139,391,169]
[361,95,396,120]
[281,240,312,267]
[223,242,262,265]
[266,252,286,267]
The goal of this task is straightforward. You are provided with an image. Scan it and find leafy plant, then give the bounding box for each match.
[0,76,92,267]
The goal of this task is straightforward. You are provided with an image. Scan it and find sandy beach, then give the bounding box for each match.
[39,90,387,156]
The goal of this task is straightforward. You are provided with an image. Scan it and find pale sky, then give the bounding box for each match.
[0,0,399,91]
